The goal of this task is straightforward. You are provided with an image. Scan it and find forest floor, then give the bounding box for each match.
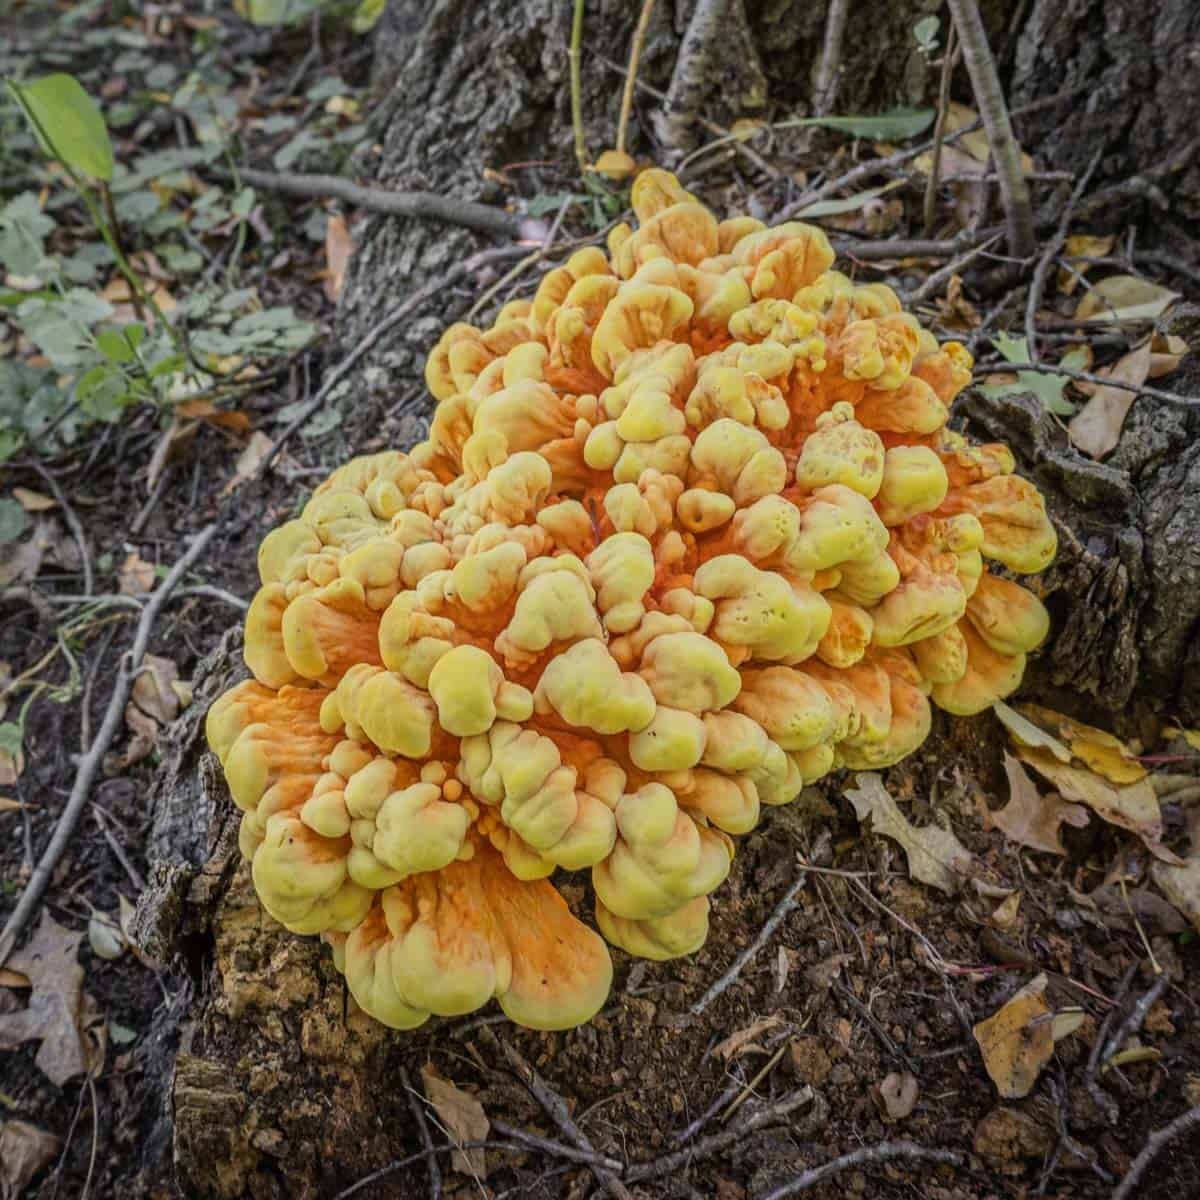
[0,4,1198,1200]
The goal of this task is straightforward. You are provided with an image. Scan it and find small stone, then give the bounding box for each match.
[973,1106,1053,1167]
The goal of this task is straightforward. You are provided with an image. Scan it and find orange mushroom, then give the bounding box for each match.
[207,169,1055,1032]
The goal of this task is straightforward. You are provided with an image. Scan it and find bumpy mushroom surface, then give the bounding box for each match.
[207,169,1054,1031]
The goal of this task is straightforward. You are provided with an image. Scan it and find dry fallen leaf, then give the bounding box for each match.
[875,1071,919,1122]
[421,1065,489,1178]
[118,550,157,596]
[993,701,1071,763]
[0,1120,62,1200]
[1017,704,1146,785]
[0,967,29,989]
[712,1013,784,1060]
[222,430,275,495]
[1068,339,1152,460]
[1017,746,1178,863]
[973,974,1055,1098]
[1151,808,1200,933]
[990,753,1089,856]
[1057,234,1115,295]
[0,912,95,1086]
[1148,332,1189,379]
[87,911,126,961]
[324,214,354,304]
[109,654,181,770]
[990,890,1022,931]
[846,773,975,894]
[1075,274,1179,323]
[11,488,55,513]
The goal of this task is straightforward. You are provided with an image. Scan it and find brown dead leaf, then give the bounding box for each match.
[804,952,851,992]
[1151,808,1200,932]
[0,968,29,988]
[11,488,55,513]
[0,748,23,787]
[874,1071,919,1122]
[1068,339,1152,460]
[175,398,252,432]
[222,431,275,495]
[1017,746,1178,863]
[421,1066,489,1178]
[109,654,180,770]
[991,754,1089,856]
[0,515,57,587]
[973,974,1054,1098]
[324,215,354,303]
[1148,332,1188,379]
[0,912,95,1086]
[118,550,157,596]
[0,1120,62,1200]
[847,773,975,894]
[712,1013,784,1060]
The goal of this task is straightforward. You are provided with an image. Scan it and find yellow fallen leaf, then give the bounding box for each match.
[973,974,1054,1098]
[942,103,1035,173]
[324,95,360,119]
[1075,274,1179,323]
[1162,726,1200,751]
[990,890,1022,930]
[846,773,975,894]
[1057,234,1114,295]
[1148,333,1188,379]
[1017,704,1146,784]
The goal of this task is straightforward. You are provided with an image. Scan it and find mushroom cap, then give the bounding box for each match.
[208,168,1055,1033]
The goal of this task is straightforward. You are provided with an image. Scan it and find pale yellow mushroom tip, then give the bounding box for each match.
[205,166,1054,1033]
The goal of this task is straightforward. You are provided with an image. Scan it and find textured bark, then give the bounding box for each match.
[1011,0,1200,229]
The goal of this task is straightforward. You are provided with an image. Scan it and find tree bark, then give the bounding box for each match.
[134,3,1200,1195]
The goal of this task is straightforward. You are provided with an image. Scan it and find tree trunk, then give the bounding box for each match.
[134,2,1200,1195]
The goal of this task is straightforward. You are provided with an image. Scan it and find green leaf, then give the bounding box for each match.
[75,363,130,420]
[913,15,940,50]
[792,180,905,219]
[978,333,1081,416]
[797,107,936,140]
[351,0,386,32]
[6,73,115,181]
[0,499,28,545]
[96,328,135,363]
[0,722,23,756]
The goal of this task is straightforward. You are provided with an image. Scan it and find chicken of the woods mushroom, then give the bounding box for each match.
[207,169,1054,1032]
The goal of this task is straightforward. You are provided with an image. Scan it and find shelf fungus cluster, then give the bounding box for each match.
[206,170,1055,1032]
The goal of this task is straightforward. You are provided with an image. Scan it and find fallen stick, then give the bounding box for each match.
[757,1139,964,1200]
[690,871,806,1015]
[1111,1103,1200,1200]
[0,522,220,966]
[216,166,544,241]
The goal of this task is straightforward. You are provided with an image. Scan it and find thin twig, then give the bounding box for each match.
[972,359,1198,406]
[833,980,918,1072]
[923,23,958,234]
[720,1041,789,1123]
[1085,961,1138,1124]
[945,0,1034,257]
[812,0,850,117]
[0,523,219,966]
[92,807,145,892]
[690,872,806,1015]
[501,1041,633,1200]
[401,1069,442,1200]
[1025,148,1103,359]
[212,166,543,241]
[490,1120,624,1171]
[758,1139,964,1200]
[569,0,588,172]
[332,1140,552,1200]
[1102,972,1169,1067]
[616,0,655,158]
[1111,1104,1200,1200]
[833,228,1000,263]
[905,233,1003,304]
[30,462,93,597]
[627,1087,822,1182]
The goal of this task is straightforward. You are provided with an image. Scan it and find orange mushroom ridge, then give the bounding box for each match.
[206,169,1055,1032]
